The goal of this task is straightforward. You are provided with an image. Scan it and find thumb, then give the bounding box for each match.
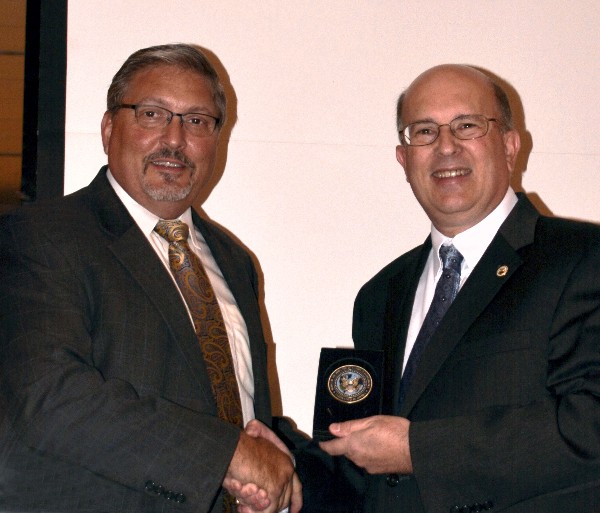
[330,417,370,437]
[328,421,348,437]
[244,419,263,437]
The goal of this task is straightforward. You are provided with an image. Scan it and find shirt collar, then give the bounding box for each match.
[430,187,518,275]
[106,168,194,239]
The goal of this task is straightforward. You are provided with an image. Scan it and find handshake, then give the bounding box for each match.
[223,419,302,513]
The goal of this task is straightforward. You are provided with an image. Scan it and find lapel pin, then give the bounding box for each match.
[496,265,509,277]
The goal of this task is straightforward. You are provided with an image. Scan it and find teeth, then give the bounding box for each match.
[433,168,469,178]
[153,160,183,168]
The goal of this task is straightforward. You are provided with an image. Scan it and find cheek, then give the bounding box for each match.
[191,140,218,164]
[481,145,511,181]
[404,154,429,184]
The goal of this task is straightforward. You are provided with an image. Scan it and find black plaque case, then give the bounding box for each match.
[312,348,384,441]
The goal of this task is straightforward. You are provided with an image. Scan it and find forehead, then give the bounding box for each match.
[125,64,216,108]
[402,67,497,123]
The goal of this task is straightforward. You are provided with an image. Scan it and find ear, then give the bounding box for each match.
[503,129,521,174]
[396,144,407,168]
[396,144,410,181]
[101,111,113,155]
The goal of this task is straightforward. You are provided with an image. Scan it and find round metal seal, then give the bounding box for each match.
[327,364,373,404]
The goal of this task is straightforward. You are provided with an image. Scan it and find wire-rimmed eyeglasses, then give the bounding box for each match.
[399,114,500,146]
[117,104,220,137]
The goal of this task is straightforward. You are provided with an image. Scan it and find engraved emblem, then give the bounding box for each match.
[496,265,509,277]
[327,364,373,404]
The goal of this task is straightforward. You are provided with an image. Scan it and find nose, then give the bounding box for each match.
[435,124,460,154]
[160,116,187,148]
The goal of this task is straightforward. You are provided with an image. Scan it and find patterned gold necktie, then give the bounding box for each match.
[155,220,242,512]
[154,220,243,427]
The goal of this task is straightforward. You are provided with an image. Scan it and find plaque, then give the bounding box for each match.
[312,348,384,441]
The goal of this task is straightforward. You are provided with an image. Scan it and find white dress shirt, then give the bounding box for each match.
[402,188,519,374]
[107,170,255,424]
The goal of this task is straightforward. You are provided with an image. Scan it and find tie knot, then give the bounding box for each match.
[439,244,463,273]
[154,220,190,243]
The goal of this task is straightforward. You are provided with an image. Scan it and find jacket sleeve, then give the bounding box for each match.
[0,208,241,512]
[409,233,600,512]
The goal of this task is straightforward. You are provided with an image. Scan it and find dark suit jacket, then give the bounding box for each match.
[352,194,600,512]
[0,167,273,513]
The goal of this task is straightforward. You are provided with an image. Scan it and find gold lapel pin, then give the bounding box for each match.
[496,265,509,277]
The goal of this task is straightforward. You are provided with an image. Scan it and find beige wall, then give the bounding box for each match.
[66,1,600,434]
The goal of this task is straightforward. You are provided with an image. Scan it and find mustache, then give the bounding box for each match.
[144,148,195,169]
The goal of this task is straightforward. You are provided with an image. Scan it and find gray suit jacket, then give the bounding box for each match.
[0,167,272,513]
[353,195,600,512]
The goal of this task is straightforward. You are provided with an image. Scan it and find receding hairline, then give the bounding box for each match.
[396,64,514,135]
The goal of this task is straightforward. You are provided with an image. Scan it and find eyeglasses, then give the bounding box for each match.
[117,104,220,137]
[399,115,500,146]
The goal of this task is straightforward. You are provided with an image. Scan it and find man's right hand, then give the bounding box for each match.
[224,429,297,513]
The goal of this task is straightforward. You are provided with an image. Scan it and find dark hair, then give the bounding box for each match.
[396,68,514,140]
[106,43,226,127]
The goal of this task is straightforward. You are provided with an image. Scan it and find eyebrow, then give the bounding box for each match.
[131,97,215,114]
[406,117,437,125]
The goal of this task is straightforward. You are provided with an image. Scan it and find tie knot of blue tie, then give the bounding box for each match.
[439,244,463,274]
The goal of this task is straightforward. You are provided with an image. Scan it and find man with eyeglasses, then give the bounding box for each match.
[0,44,301,513]
[320,64,600,512]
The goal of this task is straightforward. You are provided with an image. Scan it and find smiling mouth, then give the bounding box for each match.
[432,168,470,179]
[145,149,195,171]
[152,160,185,168]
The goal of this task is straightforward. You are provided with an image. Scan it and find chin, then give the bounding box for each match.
[143,182,193,203]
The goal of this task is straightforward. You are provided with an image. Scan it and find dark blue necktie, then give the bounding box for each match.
[398,244,464,408]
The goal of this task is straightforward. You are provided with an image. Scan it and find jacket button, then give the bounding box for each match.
[145,480,159,495]
[450,506,469,513]
[386,473,400,487]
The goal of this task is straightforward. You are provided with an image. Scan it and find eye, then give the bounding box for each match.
[186,115,209,126]
[137,106,167,120]
[453,116,485,133]
[408,123,437,138]
[415,126,434,135]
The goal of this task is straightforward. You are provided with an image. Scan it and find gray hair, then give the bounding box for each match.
[106,43,226,127]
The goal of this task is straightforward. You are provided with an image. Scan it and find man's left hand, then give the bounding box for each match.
[319,415,413,475]
[224,420,302,513]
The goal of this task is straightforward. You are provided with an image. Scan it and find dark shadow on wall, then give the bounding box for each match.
[196,212,286,417]
[193,47,285,416]
[191,45,237,208]
[476,66,554,218]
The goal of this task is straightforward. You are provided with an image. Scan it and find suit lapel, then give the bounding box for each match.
[382,241,430,414]
[90,169,217,409]
[193,212,271,419]
[193,213,264,352]
[398,195,539,415]
[399,236,523,414]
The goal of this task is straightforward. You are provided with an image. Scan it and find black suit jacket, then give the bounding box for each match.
[0,167,272,513]
[353,195,600,512]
